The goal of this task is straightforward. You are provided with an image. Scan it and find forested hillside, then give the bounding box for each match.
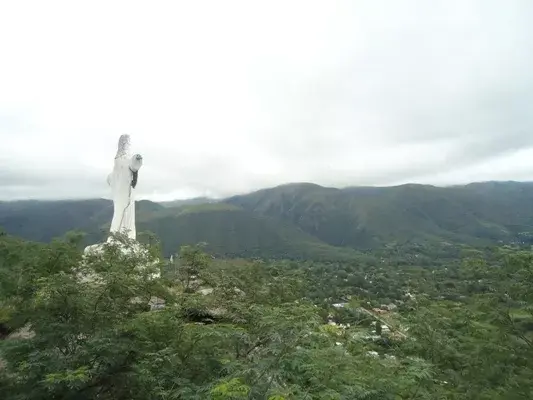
[227,181,533,248]
[2,181,533,260]
[1,232,532,398]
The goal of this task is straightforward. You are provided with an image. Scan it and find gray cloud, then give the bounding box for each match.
[1,1,533,200]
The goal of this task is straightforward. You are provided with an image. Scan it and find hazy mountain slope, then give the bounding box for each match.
[0,199,110,242]
[226,181,533,248]
[2,181,533,259]
[225,183,378,247]
[138,203,359,260]
[0,199,358,260]
[449,181,533,231]
[0,199,165,243]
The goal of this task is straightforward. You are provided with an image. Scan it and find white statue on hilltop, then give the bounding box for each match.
[81,134,161,283]
[108,134,143,240]
[84,134,143,255]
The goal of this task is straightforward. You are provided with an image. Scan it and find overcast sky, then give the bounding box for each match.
[1,0,533,201]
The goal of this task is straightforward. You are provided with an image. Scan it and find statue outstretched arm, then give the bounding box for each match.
[130,154,143,189]
[130,154,143,172]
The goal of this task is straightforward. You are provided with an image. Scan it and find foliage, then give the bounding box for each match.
[1,230,533,399]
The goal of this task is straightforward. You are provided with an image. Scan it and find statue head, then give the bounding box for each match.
[116,134,131,158]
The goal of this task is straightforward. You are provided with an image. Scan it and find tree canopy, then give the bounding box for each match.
[1,231,532,399]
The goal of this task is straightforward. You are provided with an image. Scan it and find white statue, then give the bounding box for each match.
[81,134,160,282]
[107,134,143,240]
[84,134,143,255]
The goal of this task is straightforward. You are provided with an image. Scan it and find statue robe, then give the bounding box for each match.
[107,135,143,240]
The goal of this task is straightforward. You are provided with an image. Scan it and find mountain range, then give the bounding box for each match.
[2,181,533,260]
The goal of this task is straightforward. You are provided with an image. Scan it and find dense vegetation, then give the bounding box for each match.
[1,229,532,399]
[3,181,533,259]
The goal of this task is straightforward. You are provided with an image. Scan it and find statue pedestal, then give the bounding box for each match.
[82,239,161,280]
[84,243,106,255]
[84,239,144,256]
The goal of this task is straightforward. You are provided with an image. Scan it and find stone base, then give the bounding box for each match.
[84,237,142,256]
[84,243,105,255]
[82,239,161,279]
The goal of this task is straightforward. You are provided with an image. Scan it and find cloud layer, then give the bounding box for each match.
[1,0,533,200]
